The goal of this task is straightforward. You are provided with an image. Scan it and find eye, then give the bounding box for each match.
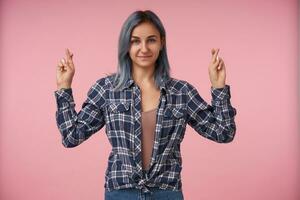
[130,38,156,44]
[131,40,139,44]
[148,38,156,43]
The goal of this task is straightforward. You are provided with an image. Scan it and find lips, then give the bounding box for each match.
[138,56,152,58]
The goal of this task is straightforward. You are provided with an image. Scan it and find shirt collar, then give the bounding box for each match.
[122,75,168,94]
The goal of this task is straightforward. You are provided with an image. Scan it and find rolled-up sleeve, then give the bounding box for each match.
[186,83,237,143]
[54,80,106,148]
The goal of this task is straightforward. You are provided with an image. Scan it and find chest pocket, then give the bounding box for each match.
[160,105,186,144]
[106,102,133,138]
[107,102,130,113]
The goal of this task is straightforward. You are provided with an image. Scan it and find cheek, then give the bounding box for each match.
[153,46,161,54]
[128,49,136,59]
[153,49,161,58]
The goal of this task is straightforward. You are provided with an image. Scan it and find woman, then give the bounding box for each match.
[55,10,237,200]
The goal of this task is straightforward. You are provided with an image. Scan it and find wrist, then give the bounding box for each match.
[57,85,71,90]
[212,84,225,89]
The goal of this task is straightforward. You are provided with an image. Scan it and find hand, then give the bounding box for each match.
[56,48,75,90]
[208,48,226,88]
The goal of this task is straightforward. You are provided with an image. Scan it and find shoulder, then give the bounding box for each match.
[93,73,117,89]
[167,77,196,94]
[85,73,117,96]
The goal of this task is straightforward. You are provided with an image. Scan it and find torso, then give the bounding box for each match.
[139,82,160,170]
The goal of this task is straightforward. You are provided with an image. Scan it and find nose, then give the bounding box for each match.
[140,41,149,53]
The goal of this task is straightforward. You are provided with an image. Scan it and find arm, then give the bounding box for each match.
[186,83,237,143]
[54,80,106,148]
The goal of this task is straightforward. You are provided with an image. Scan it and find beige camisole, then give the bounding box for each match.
[141,107,157,171]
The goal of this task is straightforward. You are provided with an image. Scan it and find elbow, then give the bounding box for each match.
[219,127,236,143]
[60,129,84,148]
[62,138,78,148]
[221,135,234,143]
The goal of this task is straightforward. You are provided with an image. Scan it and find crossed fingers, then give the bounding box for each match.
[58,48,74,71]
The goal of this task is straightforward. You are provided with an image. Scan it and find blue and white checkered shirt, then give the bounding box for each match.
[54,74,237,194]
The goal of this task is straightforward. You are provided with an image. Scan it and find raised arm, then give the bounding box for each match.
[186,48,237,143]
[54,48,106,147]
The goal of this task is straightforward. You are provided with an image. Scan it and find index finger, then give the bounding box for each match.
[65,48,73,63]
[212,48,219,62]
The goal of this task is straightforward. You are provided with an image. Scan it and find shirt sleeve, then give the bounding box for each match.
[54,80,106,148]
[186,83,237,143]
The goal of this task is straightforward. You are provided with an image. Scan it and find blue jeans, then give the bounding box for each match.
[104,187,184,200]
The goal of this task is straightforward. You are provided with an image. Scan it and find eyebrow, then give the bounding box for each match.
[131,35,158,39]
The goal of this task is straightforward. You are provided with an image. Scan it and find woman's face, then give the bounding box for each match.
[129,22,164,70]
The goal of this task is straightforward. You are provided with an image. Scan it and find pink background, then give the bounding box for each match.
[1,0,299,199]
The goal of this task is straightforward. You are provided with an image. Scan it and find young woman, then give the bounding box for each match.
[55,10,237,200]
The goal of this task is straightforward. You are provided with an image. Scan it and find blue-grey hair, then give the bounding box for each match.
[109,10,171,91]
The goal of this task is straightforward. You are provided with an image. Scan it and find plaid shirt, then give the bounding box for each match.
[54,74,237,194]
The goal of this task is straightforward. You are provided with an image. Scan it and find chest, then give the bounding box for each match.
[105,87,188,146]
[140,87,161,112]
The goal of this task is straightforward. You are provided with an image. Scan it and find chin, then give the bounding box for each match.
[134,61,155,68]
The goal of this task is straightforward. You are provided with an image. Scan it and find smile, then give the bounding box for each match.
[138,56,152,58]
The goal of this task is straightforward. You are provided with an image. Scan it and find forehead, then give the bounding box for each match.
[131,22,160,38]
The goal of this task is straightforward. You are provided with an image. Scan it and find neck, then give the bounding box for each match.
[131,65,155,87]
